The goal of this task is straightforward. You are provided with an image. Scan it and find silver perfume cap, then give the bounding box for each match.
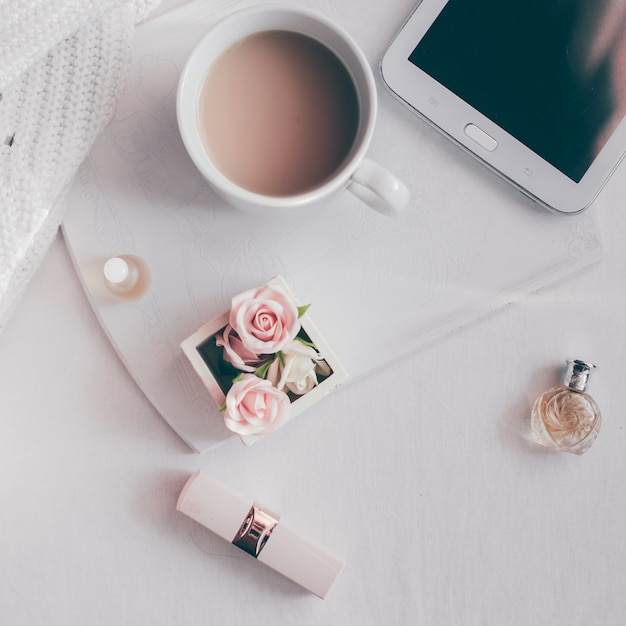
[563,359,596,392]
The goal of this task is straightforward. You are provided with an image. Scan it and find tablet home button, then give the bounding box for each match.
[464,123,497,152]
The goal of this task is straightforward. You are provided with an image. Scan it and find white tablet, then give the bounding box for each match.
[381,0,626,214]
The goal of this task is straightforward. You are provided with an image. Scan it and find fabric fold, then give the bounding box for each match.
[0,0,160,332]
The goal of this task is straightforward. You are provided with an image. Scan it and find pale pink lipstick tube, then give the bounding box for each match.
[176,471,344,599]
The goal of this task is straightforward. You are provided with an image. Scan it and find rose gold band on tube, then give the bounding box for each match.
[232,505,279,557]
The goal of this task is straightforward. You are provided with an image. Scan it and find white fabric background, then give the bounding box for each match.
[2,1,626,624]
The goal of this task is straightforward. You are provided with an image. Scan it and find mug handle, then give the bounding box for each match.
[348,158,410,216]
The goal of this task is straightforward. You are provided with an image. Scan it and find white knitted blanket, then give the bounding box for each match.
[0,0,160,332]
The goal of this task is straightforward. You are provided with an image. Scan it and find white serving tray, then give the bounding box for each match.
[62,0,605,452]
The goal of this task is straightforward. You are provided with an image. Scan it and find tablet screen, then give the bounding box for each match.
[408,0,626,182]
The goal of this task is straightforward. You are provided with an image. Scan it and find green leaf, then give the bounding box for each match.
[254,361,272,379]
[277,350,285,365]
[297,304,311,318]
[232,372,245,383]
[219,402,227,413]
[295,335,318,350]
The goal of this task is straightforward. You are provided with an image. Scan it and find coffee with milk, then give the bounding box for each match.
[198,30,359,197]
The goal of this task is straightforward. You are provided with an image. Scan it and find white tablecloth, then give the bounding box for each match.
[2,1,626,624]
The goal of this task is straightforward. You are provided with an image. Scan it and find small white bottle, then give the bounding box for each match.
[531,359,601,455]
[103,254,151,301]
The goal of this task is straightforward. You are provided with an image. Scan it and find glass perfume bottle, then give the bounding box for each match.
[531,359,601,455]
[103,254,151,301]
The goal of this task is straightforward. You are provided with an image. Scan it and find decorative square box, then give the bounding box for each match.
[181,276,347,445]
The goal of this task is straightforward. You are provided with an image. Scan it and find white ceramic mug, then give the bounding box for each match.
[176,4,410,218]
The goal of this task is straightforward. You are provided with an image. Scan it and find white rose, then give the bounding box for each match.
[266,340,331,396]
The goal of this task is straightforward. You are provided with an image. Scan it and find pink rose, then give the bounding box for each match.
[230,284,300,354]
[215,324,267,373]
[223,374,290,436]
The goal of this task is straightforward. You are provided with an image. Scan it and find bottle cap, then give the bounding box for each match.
[563,359,596,392]
[177,471,254,542]
[103,257,131,286]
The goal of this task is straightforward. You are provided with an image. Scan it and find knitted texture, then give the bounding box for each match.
[0,0,160,333]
